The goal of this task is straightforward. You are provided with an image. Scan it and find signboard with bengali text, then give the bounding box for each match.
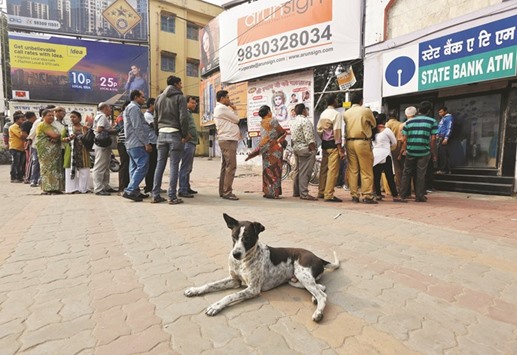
[383,14,517,97]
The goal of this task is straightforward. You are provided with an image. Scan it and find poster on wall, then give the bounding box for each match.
[246,70,313,137]
[219,0,361,83]
[200,17,220,76]
[200,72,248,126]
[9,33,149,104]
[9,101,97,126]
[6,0,148,42]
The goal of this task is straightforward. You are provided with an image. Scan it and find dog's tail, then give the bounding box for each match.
[324,251,340,271]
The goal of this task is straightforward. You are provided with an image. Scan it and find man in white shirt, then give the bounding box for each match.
[92,102,117,195]
[214,90,241,200]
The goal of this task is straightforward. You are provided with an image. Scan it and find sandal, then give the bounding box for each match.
[168,198,184,205]
[393,198,408,203]
[300,195,318,201]
[151,196,167,204]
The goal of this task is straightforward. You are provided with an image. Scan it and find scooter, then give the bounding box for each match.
[89,151,120,172]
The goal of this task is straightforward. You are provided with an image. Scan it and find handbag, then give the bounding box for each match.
[94,130,112,148]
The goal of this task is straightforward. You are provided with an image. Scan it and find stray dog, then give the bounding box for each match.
[184,213,340,322]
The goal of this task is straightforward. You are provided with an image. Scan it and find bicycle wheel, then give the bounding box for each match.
[309,161,320,186]
[281,160,291,181]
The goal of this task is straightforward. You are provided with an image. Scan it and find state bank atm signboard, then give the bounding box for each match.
[219,0,361,83]
[383,14,517,97]
[9,33,149,104]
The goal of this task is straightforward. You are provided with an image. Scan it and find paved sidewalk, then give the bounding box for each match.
[0,158,515,354]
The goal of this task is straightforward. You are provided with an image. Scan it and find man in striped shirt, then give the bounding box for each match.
[400,101,438,202]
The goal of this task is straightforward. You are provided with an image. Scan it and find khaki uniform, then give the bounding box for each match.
[344,104,376,200]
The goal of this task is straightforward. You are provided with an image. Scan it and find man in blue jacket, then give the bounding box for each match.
[123,90,151,202]
[436,106,454,174]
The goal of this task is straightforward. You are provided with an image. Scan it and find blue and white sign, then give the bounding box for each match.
[382,45,419,97]
[382,13,517,97]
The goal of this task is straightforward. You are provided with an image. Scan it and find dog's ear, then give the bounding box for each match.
[253,222,265,235]
[223,213,239,229]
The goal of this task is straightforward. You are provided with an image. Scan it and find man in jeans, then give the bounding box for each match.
[400,101,438,202]
[151,76,190,205]
[178,96,199,198]
[214,90,241,200]
[123,90,151,202]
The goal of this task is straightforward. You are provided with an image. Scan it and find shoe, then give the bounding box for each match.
[151,196,167,204]
[300,195,318,201]
[178,192,194,198]
[293,194,300,197]
[122,192,143,202]
[105,188,118,193]
[138,192,150,199]
[324,196,342,202]
[375,196,383,201]
[10,180,23,183]
[393,197,408,203]
[95,191,111,196]
[435,170,446,174]
[30,183,39,187]
[363,198,378,204]
[168,198,184,205]
[317,194,324,198]
[222,194,239,200]
[187,188,198,194]
[352,197,360,203]
[415,196,428,202]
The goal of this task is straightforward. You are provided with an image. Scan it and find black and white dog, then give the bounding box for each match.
[184,213,340,322]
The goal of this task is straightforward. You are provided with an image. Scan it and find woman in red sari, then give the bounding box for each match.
[246,105,287,199]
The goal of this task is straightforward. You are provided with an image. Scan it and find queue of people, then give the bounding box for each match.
[5,87,449,205]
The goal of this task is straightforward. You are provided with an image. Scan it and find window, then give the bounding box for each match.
[161,14,175,33]
[161,52,176,72]
[186,59,199,77]
[187,22,199,40]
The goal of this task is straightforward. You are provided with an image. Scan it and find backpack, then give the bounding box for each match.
[81,128,95,151]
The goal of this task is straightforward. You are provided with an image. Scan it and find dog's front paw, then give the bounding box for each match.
[312,311,324,322]
[184,287,201,297]
[206,303,223,316]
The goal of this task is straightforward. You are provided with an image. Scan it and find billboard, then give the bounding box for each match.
[200,72,247,126]
[9,33,149,104]
[200,17,220,76]
[6,0,148,42]
[382,14,517,97]
[246,70,313,136]
[219,0,361,83]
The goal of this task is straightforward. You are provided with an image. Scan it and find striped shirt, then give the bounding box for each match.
[402,115,438,157]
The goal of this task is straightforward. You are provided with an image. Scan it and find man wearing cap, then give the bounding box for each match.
[92,102,118,195]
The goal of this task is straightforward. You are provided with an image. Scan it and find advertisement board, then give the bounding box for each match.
[200,17,220,76]
[6,0,147,42]
[246,70,313,136]
[219,0,361,83]
[383,14,517,97]
[200,72,248,127]
[9,33,149,104]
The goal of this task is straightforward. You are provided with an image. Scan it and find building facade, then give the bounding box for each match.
[149,0,222,155]
[364,0,517,195]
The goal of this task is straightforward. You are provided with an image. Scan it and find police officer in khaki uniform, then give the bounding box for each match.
[344,93,377,204]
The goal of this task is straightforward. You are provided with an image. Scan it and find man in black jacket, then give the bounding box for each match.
[151,76,190,205]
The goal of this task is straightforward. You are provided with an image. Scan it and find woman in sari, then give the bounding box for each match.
[64,111,91,193]
[246,105,287,199]
[36,109,65,194]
